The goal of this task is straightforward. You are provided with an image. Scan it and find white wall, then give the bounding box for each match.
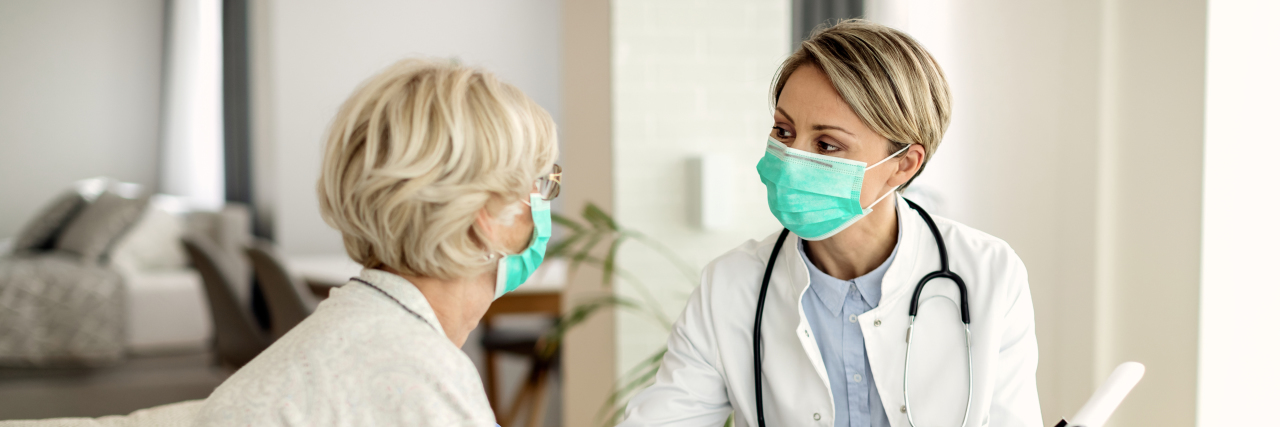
[0,0,164,237]
[261,0,562,255]
[1197,0,1280,424]
[610,0,791,381]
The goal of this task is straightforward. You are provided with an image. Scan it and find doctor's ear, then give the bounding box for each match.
[888,144,926,187]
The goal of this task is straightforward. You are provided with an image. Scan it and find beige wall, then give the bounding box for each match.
[889,2,1109,423]
[560,1,617,426]
[1096,2,1206,425]
[829,1,1210,425]
[882,0,1209,425]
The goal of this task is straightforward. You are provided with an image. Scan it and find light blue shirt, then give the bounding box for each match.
[799,219,900,427]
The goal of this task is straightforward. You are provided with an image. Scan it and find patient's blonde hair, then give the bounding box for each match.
[773,19,952,189]
[317,58,558,280]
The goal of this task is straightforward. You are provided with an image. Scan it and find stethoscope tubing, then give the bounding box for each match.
[900,199,973,427]
[753,199,973,427]
[754,227,791,427]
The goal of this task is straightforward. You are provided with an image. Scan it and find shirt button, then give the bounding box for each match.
[874,319,882,327]
[853,374,863,383]
[813,413,821,420]
[849,314,858,323]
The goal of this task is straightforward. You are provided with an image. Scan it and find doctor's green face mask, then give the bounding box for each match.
[493,193,552,300]
[756,138,909,240]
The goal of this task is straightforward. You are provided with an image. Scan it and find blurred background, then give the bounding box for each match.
[0,0,1276,426]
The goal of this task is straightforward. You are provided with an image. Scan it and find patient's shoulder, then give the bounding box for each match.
[193,285,493,426]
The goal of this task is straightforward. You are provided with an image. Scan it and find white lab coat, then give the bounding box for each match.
[619,196,1041,427]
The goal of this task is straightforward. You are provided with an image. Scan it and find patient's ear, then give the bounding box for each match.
[471,195,530,254]
[473,205,499,249]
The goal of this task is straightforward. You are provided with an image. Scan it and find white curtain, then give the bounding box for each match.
[160,0,224,210]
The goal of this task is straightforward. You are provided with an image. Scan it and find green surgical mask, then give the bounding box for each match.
[756,138,908,240]
[494,193,552,300]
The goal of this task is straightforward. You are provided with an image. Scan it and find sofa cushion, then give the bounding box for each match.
[112,197,188,272]
[9,191,89,253]
[55,192,147,263]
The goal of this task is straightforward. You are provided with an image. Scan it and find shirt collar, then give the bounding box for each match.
[355,268,444,332]
[797,207,902,316]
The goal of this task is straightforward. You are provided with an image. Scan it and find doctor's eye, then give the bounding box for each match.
[772,126,794,140]
[817,141,840,152]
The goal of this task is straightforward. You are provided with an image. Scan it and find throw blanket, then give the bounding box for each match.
[0,253,126,366]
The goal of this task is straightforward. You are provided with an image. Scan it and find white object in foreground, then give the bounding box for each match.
[1060,362,1146,427]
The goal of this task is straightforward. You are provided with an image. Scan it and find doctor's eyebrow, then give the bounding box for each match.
[775,107,855,137]
[775,107,795,124]
[812,124,853,136]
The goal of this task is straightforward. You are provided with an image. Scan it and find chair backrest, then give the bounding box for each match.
[244,240,316,340]
[181,235,269,367]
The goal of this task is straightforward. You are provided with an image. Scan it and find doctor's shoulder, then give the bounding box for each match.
[926,214,1033,308]
[694,230,785,305]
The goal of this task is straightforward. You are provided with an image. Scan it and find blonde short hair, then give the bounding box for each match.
[773,19,951,189]
[317,58,558,280]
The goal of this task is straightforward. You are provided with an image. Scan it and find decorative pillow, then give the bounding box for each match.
[112,197,189,271]
[9,191,89,253]
[55,192,148,263]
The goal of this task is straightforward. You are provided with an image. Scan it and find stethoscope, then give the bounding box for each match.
[753,198,973,427]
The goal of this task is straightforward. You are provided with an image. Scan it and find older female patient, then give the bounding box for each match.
[195,59,560,426]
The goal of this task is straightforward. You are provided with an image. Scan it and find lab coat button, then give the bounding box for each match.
[849,314,858,323]
[874,319,882,326]
[804,330,810,337]
[900,405,907,413]
[813,413,821,420]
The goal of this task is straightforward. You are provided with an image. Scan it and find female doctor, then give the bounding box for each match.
[618,20,1041,427]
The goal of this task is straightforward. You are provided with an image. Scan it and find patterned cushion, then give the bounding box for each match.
[55,192,147,264]
[0,253,125,366]
[9,191,89,253]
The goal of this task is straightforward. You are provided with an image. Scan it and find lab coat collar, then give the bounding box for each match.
[796,241,850,316]
[355,268,446,332]
[877,195,924,309]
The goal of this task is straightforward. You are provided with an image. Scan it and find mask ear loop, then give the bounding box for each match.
[862,143,913,211]
[867,143,913,170]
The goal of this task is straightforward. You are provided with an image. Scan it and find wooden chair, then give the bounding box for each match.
[243,240,318,340]
[482,325,559,427]
[181,235,269,368]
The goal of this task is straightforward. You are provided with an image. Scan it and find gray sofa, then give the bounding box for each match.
[0,178,254,367]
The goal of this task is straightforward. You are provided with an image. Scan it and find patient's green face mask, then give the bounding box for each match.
[756,138,908,240]
[494,193,552,300]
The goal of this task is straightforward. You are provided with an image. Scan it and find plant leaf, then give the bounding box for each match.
[539,295,643,359]
[596,348,666,426]
[546,231,586,259]
[552,212,587,232]
[601,235,627,287]
[582,202,619,232]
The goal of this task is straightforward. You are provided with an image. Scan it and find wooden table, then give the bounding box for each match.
[284,254,567,417]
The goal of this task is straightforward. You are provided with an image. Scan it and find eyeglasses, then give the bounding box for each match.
[536,164,561,201]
